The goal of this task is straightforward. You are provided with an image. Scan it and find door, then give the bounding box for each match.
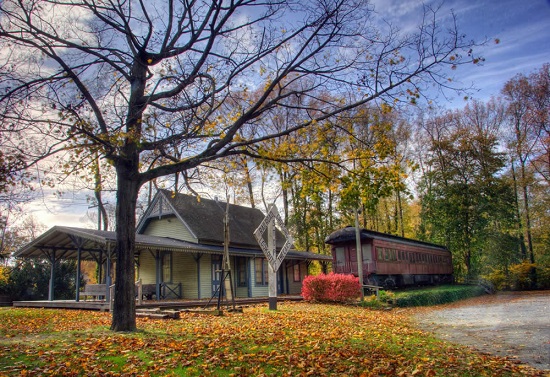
[211,255,223,297]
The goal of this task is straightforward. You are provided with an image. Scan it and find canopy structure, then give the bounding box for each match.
[14,226,329,303]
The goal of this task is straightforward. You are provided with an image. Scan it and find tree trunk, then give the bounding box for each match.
[110,165,140,332]
[510,158,528,259]
[241,156,255,209]
[396,189,405,238]
[519,161,535,263]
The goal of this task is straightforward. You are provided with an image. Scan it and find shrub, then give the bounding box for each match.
[393,285,486,307]
[483,262,550,290]
[302,273,361,303]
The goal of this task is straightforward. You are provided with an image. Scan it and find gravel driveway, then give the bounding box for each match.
[413,291,550,372]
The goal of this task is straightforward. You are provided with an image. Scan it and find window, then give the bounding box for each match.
[293,264,301,282]
[162,251,172,283]
[236,257,248,287]
[335,247,345,267]
[255,258,268,285]
[362,244,372,262]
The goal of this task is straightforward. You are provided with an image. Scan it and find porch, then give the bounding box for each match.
[12,295,304,311]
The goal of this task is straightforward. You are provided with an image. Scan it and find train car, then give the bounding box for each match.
[325,226,453,288]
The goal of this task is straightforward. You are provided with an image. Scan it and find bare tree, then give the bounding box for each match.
[0,0,480,331]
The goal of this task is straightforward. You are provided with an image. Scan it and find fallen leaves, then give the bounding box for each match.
[0,304,545,376]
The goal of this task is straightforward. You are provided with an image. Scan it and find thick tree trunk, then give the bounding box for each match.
[110,165,140,332]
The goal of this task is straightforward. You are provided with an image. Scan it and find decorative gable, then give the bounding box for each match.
[137,191,198,243]
[148,194,175,218]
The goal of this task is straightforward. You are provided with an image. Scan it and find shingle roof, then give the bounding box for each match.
[156,189,287,249]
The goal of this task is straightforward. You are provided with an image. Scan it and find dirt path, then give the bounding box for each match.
[413,291,550,372]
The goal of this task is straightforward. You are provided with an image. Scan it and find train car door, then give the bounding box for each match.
[361,243,374,275]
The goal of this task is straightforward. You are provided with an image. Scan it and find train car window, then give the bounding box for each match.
[335,247,345,267]
[362,244,372,262]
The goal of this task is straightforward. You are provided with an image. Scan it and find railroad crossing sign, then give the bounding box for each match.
[253,204,293,310]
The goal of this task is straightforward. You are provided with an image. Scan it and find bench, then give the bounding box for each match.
[363,284,381,297]
[141,284,157,300]
[79,284,107,301]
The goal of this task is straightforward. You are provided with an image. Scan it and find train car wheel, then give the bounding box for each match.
[384,277,396,289]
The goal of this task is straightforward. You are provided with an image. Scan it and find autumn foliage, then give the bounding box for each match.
[301,273,361,303]
[484,262,550,290]
[0,303,546,376]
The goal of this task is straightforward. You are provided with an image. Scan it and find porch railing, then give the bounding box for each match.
[110,280,182,311]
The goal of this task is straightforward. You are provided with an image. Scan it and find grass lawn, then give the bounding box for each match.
[0,302,544,376]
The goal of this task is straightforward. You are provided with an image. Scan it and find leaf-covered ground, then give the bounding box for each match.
[0,302,545,376]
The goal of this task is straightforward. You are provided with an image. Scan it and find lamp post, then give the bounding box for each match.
[354,207,364,301]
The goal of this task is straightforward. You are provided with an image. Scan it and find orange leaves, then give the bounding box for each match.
[0,305,546,376]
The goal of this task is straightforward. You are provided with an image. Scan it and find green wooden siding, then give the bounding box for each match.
[250,257,269,297]
[172,252,199,299]
[138,251,306,299]
[137,251,156,284]
[142,216,197,243]
[286,262,307,295]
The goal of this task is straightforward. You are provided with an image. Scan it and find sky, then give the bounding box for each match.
[18,0,550,230]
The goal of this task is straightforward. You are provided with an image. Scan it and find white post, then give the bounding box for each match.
[268,216,277,310]
[254,205,292,312]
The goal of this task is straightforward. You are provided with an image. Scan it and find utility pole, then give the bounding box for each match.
[354,207,364,301]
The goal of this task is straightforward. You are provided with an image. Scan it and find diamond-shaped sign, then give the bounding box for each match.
[254,204,293,271]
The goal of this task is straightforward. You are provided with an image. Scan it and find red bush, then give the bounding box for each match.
[301,273,361,303]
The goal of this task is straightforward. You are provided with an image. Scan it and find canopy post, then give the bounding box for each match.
[69,235,85,302]
[155,250,162,300]
[98,249,103,285]
[48,249,56,301]
[105,243,112,301]
[193,253,203,299]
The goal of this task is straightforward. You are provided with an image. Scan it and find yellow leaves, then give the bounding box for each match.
[259,65,267,76]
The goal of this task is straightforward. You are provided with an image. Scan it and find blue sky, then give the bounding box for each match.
[372,0,550,106]
[22,0,550,228]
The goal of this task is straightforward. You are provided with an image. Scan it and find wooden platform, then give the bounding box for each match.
[13,300,111,311]
[12,296,303,312]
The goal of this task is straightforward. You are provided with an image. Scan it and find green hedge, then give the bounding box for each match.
[392,285,486,307]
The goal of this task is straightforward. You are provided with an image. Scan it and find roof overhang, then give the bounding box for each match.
[14,226,332,262]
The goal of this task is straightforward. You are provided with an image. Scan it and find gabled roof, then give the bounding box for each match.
[138,189,287,249]
[325,226,449,252]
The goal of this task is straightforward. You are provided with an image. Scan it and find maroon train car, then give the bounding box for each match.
[325,226,453,288]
